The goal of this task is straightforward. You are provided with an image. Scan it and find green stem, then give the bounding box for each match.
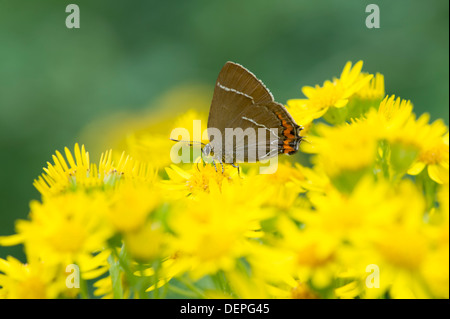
[178,276,206,298]
[160,278,169,299]
[153,263,160,299]
[213,271,230,294]
[211,273,223,291]
[379,140,391,180]
[167,284,201,298]
[107,253,123,299]
[419,169,437,211]
[116,244,133,276]
[79,276,89,299]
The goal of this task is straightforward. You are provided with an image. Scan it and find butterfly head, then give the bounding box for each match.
[201,143,214,158]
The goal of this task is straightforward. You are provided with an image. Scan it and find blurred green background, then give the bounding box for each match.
[0,0,448,260]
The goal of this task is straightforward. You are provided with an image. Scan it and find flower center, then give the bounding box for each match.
[16,275,47,299]
[311,84,341,110]
[296,243,334,267]
[376,228,427,270]
[48,221,86,254]
[186,166,230,193]
[419,144,449,165]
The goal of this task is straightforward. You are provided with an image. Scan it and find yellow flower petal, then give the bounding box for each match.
[340,61,353,81]
[341,61,363,84]
[407,161,426,175]
[0,234,24,246]
[165,164,192,181]
[334,99,349,108]
[428,164,448,184]
[301,86,316,99]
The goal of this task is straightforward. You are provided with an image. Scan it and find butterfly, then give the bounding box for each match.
[172,62,303,173]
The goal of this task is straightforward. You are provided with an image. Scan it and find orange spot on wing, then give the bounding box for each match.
[276,112,298,155]
[283,139,294,153]
[284,129,295,139]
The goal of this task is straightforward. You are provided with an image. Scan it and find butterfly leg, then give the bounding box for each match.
[231,162,240,177]
[210,157,224,174]
[211,159,218,172]
[219,159,224,174]
[197,152,204,172]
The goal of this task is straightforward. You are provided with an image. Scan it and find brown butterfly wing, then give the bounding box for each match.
[207,62,274,132]
[228,101,300,162]
[207,62,301,162]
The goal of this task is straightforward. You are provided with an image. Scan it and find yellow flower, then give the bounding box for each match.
[344,72,386,120]
[305,121,378,191]
[362,95,449,183]
[106,180,160,233]
[275,217,339,289]
[33,144,133,197]
[3,60,449,299]
[287,61,373,125]
[292,163,332,194]
[421,240,449,298]
[421,183,449,298]
[166,179,271,279]
[363,95,414,143]
[287,179,432,298]
[376,95,413,129]
[164,160,238,196]
[0,191,113,268]
[363,95,443,178]
[302,178,398,242]
[364,226,431,299]
[33,143,90,197]
[245,242,297,290]
[340,181,438,298]
[244,161,306,211]
[370,95,426,150]
[355,72,385,101]
[0,256,66,299]
[124,221,166,263]
[408,129,449,184]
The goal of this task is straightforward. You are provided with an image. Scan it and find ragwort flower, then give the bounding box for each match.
[287,61,373,125]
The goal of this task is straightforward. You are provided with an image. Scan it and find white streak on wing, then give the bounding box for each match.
[234,141,274,152]
[233,140,280,161]
[217,82,253,100]
[228,62,274,101]
[241,116,278,139]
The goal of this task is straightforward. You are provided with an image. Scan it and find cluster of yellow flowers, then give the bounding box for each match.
[1,61,448,299]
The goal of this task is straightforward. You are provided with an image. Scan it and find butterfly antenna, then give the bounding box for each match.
[301,137,311,144]
[169,138,207,147]
[195,155,203,172]
[231,162,241,177]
